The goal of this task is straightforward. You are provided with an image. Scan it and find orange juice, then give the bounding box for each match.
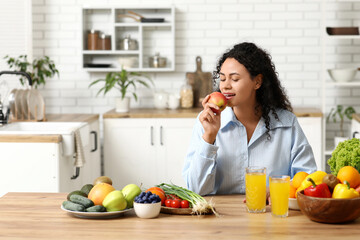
[245,167,266,213]
[269,176,290,217]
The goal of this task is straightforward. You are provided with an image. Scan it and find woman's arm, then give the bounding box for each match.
[182,116,219,195]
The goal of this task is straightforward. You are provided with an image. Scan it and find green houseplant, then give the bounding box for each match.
[326,105,356,138]
[4,55,59,89]
[89,69,153,112]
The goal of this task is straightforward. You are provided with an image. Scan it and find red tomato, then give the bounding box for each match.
[165,199,172,207]
[166,194,178,200]
[171,199,181,208]
[180,200,189,208]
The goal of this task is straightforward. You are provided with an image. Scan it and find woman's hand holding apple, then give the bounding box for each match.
[199,93,227,144]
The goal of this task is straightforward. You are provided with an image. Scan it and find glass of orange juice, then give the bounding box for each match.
[245,167,266,213]
[269,175,290,217]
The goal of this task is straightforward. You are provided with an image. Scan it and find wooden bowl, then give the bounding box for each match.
[297,190,360,223]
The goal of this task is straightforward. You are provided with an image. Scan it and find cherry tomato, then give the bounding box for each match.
[180,200,189,208]
[166,194,180,200]
[171,199,181,208]
[165,199,172,207]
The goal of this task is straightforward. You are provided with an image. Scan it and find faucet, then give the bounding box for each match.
[0,71,33,86]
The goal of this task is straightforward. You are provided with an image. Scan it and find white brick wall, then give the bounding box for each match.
[1,0,360,146]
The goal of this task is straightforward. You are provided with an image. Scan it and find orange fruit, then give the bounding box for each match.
[88,183,115,206]
[337,166,360,189]
[146,188,166,205]
[292,171,309,189]
[146,187,165,195]
[289,182,297,198]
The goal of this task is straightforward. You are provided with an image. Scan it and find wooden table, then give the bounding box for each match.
[0,193,358,239]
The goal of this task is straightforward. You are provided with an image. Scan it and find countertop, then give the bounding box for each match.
[103,107,323,118]
[0,114,99,143]
[0,192,358,239]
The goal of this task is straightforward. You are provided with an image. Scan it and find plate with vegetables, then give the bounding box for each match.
[61,205,133,219]
[154,183,218,216]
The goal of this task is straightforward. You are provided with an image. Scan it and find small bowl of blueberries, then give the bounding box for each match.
[133,191,162,219]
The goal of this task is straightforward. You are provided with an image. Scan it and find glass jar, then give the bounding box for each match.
[180,83,193,108]
[87,29,99,50]
[98,33,111,50]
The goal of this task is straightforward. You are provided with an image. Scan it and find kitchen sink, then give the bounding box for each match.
[0,122,89,156]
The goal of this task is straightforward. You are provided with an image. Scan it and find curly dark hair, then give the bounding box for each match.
[213,42,293,138]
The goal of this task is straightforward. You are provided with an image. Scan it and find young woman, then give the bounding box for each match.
[182,42,317,195]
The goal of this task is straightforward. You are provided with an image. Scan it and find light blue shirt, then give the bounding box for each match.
[182,107,317,195]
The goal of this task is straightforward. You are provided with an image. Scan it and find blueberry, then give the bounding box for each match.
[139,199,144,203]
[142,196,147,201]
[146,191,152,197]
[151,200,157,203]
[144,200,150,203]
[139,192,145,197]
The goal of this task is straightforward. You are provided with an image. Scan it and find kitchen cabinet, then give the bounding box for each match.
[322,1,360,158]
[0,119,101,197]
[103,118,196,189]
[351,115,360,139]
[81,6,175,72]
[297,117,323,171]
[81,119,101,184]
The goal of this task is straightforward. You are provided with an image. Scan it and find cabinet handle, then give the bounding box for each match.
[71,167,80,180]
[353,131,359,138]
[90,131,98,152]
[151,126,154,145]
[160,126,163,145]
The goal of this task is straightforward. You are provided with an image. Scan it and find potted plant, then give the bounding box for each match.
[89,69,153,112]
[4,55,59,89]
[326,104,356,147]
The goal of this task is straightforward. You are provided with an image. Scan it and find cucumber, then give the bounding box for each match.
[66,190,87,200]
[80,184,94,196]
[62,200,85,212]
[69,195,94,208]
[86,205,106,212]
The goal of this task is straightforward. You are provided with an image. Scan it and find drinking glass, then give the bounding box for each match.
[245,167,266,213]
[269,175,290,217]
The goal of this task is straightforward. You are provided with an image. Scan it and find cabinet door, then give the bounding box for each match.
[103,118,157,189]
[351,119,360,139]
[297,117,323,171]
[156,118,196,187]
[81,120,101,184]
[0,142,59,196]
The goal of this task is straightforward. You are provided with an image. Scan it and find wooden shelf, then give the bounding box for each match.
[81,6,175,72]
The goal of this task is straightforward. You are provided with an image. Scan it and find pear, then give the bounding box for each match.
[122,184,141,208]
[102,190,127,212]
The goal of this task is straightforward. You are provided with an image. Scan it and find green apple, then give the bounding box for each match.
[102,190,127,212]
[122,183,141,208]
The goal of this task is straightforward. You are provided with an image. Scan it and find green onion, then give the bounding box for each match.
[156,183,219,216]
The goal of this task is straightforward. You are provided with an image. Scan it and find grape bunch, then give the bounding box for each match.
[134,191,161,204]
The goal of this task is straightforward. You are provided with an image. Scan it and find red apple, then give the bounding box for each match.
[208,92,227,114]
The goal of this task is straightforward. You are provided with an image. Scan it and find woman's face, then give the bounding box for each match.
[219,58,261,108]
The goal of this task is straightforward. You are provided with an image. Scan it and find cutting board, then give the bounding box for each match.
[186,56,213,107]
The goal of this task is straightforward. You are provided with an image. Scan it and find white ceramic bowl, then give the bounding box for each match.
[327,68,358,82]
[288,198,300,210]
[133,201,161,219]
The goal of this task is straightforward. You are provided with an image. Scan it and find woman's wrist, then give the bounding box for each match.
[202,133,216,145]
